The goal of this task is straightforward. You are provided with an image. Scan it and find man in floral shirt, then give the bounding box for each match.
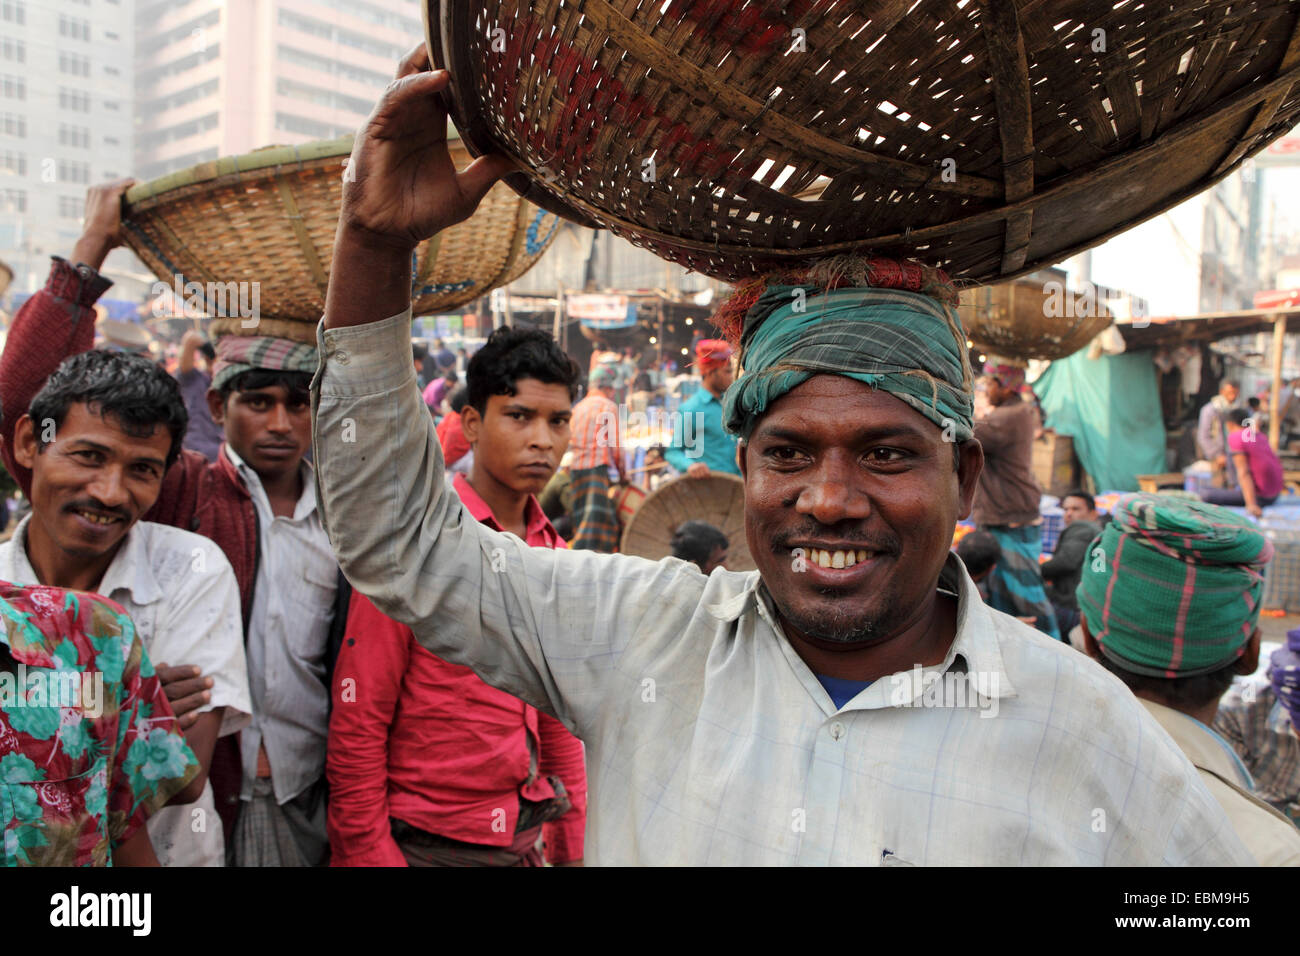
[0,580,199,866]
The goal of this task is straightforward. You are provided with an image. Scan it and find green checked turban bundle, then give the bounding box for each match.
[1077,494,1274,678]
[719,271,974,442]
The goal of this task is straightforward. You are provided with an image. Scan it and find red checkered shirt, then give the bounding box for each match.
[567,390,621,471]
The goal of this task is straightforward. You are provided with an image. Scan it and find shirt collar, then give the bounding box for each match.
[705,551,1018,705]
[453,472,559,544]
[224,444,317,520]
[5,514,162,607]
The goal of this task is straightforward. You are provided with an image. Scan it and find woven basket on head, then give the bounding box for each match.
[958,275,1111,361]
[619,473,753,571]
[428,0,1300,284]
[122,135,564,324]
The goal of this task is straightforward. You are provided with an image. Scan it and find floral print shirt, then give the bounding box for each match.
[0,581,198,866]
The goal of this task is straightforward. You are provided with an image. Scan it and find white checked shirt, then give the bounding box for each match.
[1215,679,1300,821]
[311,309,1252,866]
[224,446,336,805]
[0,517,251,867]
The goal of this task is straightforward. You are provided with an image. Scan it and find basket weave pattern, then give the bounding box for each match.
[431,0,1300,283]
[123,136,563,324]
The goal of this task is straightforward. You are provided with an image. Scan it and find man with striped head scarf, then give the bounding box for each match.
[205,330,341,867]
[315,52,1252,862]
[1076,494,1300,865]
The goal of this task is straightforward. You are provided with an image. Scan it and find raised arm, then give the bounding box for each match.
[314,46,697,736]
[0,179,135,492]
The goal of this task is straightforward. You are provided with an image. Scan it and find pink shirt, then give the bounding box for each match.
[1229,430,1283,498]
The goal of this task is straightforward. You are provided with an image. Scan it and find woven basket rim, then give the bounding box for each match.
[429,1,1300,283]
[123,126,470,209]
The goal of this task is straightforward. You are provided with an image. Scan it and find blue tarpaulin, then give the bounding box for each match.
[1033,349,1166,492]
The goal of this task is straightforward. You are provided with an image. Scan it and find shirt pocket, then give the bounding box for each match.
[1,761,106,867]
[282,560,337,664]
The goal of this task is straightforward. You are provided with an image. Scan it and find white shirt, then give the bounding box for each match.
[1143,699,1300,866]
[312,309,1253,866]
[0,516,251,867]
[225,446,335,804]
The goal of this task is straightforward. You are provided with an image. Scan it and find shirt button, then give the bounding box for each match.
[335,350,350,365]
[829,722,845,740]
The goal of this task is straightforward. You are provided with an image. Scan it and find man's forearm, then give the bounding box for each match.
[323,228,415,330]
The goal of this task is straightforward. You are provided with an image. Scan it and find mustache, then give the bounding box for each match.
[771,528,902,555]
[63,499,132,522]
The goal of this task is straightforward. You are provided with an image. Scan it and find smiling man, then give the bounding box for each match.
[0,349,249,866]
[0,180,347,866]
[309,47,1252,865]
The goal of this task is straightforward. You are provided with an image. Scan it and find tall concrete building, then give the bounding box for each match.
[0,0,136,295]
[134,0,420,181]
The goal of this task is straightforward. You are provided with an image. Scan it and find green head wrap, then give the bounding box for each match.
[720,285,974,440]
[1076,494,1273,678]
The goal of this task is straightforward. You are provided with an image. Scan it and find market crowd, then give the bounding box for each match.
[1,46,1299,867]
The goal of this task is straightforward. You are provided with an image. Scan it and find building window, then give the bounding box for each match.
[274,112,355,140]
[0,73,22,100]
[58,195,84,219]
[276,78,374,116]
[0,0,24,25]
[139,78,218,115]
[59,15,91,41]
[0,188,25,212]
[57,160,89,184]
[136,112,218,151]
[59,88,91,112]
[104,65,119,76]
[103,136,119,146]
[59,52,90,77]
[104,100,119,111]
[0,111,25,137]
[105,31,119,40]
[276,9,406,60]
[0,37,24,64]
[277,45,390,88]
[0,150,24,175]
[58,124,89,148]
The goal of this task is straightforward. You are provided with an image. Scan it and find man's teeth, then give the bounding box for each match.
[75,510,117,525]
[803,548,869,568]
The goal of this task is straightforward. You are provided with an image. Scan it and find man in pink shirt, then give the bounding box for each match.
[327,325,587,866]
[1201,408,1284,517]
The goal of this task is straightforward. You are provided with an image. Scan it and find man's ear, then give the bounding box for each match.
[1079,615,1102,660]
[12,414,38,470]
[206,388,225,426]
[460,405,480,445]
[737,440,748,480]
[1235,627,1262,675]
[956,439,984,520]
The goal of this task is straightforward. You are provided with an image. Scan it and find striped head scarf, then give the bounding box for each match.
[212,335,318,392]
[714,257,973,441]
[1076,494,1273,678]
[588,364,617,390]
[982,357,1027,391]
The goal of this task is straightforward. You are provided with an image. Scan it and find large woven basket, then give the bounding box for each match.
[958,274,1111,361]
[619,473,753,571]
[122,135,564,325]
[428,0,1300,284]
